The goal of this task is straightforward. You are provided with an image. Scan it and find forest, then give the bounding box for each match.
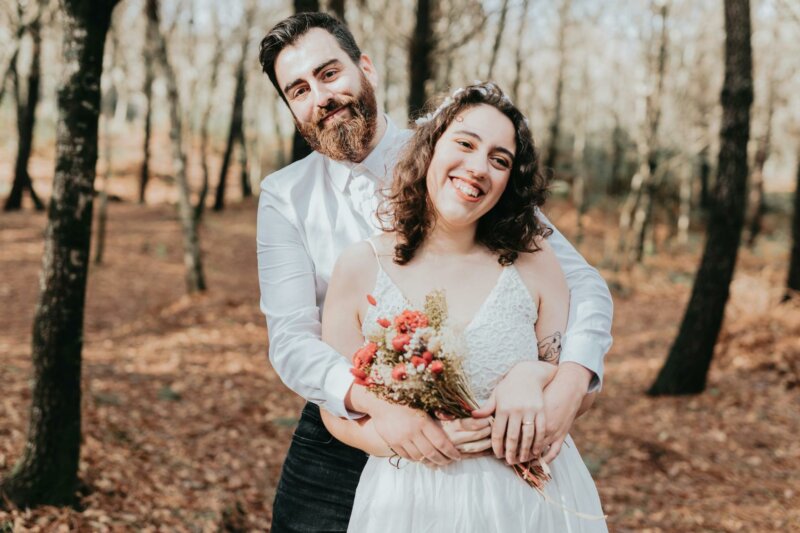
[0,0,798,530]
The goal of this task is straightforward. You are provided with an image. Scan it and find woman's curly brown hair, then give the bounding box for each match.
[378,82,552,266]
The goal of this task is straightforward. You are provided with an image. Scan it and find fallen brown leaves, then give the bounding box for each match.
[0,193,798,531]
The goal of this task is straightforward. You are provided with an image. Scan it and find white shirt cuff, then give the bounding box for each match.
[323,360,366,420]
[559,333,606,393]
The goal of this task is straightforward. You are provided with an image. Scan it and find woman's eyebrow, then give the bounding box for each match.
[453,130,515,159]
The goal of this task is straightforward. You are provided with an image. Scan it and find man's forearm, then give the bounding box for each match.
[547,362,593,401]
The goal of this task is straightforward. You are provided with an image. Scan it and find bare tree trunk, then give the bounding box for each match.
[698,146,713,209]
[139,9,156,205]
[572,56,589,245]
[649,0,752,395]
[239,125,251,198]
[786,149,800,300]
[745,80,775,247]
[214,36,249,211]
[329,0,345,20]
[486,0,509,80]
[291,0,319,162]
[195,24,224,223]
[408,0,436,119]
[616,1,668,269]
[94,112,111,265]
[5,10,45,212]
[543,0,571,172]
[148,0,206,293]
[677,164,692,245]
[0,0,118,509]
[510,0,531,104]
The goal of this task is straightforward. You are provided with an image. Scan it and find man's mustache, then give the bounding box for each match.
[314,98,356,127]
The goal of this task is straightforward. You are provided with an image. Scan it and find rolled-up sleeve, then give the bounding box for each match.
[257,189,356,418]
[539,212,613,392]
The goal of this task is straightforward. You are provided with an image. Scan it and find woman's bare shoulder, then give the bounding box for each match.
[514,238,565,294]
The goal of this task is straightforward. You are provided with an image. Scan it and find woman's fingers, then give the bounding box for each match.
[457,437,492,454]
[491,412,508,458]
[518,418,536,463]
[504,413,522,464]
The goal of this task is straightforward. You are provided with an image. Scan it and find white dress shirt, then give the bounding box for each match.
[257,116,613,419]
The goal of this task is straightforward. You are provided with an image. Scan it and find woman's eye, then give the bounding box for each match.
[493,157,510,168]
[456,140,472,149]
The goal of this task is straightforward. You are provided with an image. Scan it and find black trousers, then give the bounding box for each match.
[271,402,369,532]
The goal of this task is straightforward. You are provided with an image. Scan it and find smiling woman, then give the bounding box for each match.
[378,82,552,267]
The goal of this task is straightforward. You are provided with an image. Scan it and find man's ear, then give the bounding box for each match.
[359,53,379,89]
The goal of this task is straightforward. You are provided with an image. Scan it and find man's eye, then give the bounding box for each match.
[292,87,308,98]
[323,69,337,78]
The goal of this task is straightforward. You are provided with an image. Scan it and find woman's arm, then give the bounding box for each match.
[320,241,492,459]
[318,242,392,454]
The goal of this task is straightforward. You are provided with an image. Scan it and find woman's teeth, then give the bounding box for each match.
[452,178,481,198]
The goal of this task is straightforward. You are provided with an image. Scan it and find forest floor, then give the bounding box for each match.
[1,167,799,532]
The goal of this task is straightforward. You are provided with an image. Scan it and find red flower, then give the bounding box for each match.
[429,360,444,374]
[391,334,411,352]
[421,351,434,363]
[354,342,378,366]
[366,294,377,306]
[376,317,391,328]
[410,356,427,368]
[392,363,407,381]
[394,310,429,334]
[351,367,368,380]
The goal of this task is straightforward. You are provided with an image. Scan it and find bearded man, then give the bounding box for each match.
[257,12,613,532]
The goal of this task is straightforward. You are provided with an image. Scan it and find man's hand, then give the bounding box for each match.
[347,385,461,466]
[472,360,556,465]
[540,362,594,463]
[436,416,492,454]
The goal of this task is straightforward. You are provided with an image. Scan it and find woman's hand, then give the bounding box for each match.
[472,360,557,465]
[436,416,492,453]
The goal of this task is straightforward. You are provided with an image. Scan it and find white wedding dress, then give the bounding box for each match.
[347,251,608,532]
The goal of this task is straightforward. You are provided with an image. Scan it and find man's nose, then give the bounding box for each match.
[313,83,335,109]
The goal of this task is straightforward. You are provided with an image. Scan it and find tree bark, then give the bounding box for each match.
[195,24,224,223]
[785,148,800,300]
[408,0,436,119]
[329,0,345,20]
[543,0,571,172]
[510,0,531,104]
[139,7,157,205]
[649,0,753,395]
[486,0,509,80]
[745,80,774,247]
[214,34,249,211]
[5,10,45,212]
[148,0,206,293]
[0,0,118,509]
[290,0,319,162]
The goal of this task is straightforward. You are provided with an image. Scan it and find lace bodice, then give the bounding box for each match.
[362,260,539,404]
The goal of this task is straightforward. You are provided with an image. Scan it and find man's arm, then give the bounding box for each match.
[539,211,613,392]
[256,189,356,419]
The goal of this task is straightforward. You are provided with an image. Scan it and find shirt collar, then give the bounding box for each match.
[327,114,402,191]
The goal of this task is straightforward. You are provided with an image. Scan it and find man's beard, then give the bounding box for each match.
[295,73,378,162]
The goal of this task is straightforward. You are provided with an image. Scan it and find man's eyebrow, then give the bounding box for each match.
[282,59,342,96]
[453,130,515,159]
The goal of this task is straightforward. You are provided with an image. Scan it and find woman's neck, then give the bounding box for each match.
[419,220,480,259]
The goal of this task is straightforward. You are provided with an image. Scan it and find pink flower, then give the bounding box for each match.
[429,361,444,374]
[392,334,411,352]
[392,363,408,381]
[376,317,391,328]
[411,356,427,369]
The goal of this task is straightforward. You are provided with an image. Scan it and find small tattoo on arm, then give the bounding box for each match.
[538,332,562,363]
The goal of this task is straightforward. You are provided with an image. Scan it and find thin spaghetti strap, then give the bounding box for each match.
[365,238,384,272]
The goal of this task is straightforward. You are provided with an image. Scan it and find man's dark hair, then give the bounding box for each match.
[259,12,361,100]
